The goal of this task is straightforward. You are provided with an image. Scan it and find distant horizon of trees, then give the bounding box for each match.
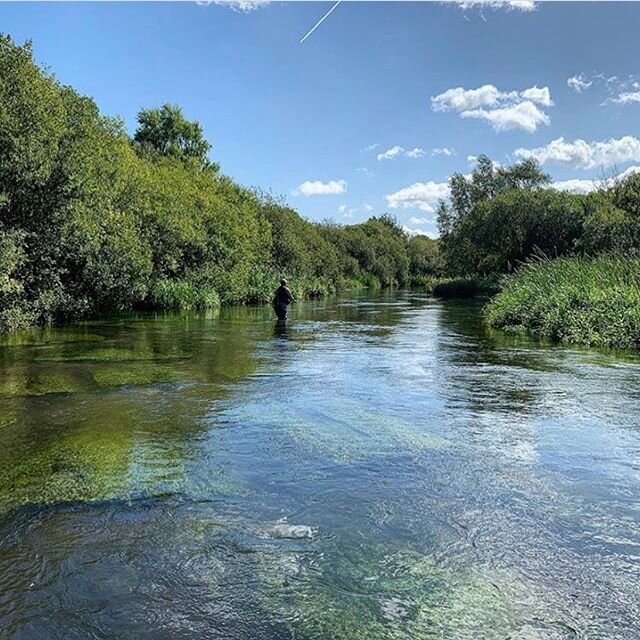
[436,153,640,277]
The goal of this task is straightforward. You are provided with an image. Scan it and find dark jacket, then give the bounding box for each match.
[274,285,293,306]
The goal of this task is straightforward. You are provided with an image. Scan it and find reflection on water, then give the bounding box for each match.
[0,291,639,638]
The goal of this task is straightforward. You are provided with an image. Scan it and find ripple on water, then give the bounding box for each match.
[0,294,638,639]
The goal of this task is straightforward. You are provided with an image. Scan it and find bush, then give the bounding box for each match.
[409,275,439,293]
[433,277,500,299]
[485,254,640,349]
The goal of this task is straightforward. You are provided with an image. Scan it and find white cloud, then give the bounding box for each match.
[515,136,640,169]
[293,179,347,197]
[432,147,456,156]
[432,84,504,112]
[363,203,374,212]
[616,164,640,180]
[362,143,380,152]
[610,91,640,105]
[461,100,549,133]
[520,86,553,107]
[402,225,439,239]
[209,0,270,12]
[447,0,537,12]
[597,74,620,85]
[432,84,550,112]
[405,147,426,158]
[377,145,405,161]
[551,166,640,194]
[431,84,552,133]
[551,179,597,195]
[567,73,593,93]
[339,204,357,218]
[377,145,425,161]
[385,181,450,213]
[356,167,373,177]
[569,73,640,105]
[408,216,430,225]
[467,154,478,164]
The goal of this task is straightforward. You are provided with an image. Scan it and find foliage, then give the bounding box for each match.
[336,215,412,287]
[438,155,563,277]
[437,155,640,281]
[444,188,587,276]
[486,255,640,349]
[407,234,442,279]
[147,280,219,310]
[133,103,216,171]
[433,277,500,299]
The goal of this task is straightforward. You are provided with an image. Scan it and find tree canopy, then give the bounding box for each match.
[133,103,215,170]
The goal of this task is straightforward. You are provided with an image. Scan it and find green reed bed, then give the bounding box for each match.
[486,255,640,349]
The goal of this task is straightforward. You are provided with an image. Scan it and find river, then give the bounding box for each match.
[0,291,638,639]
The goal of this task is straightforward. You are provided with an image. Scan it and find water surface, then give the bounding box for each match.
[0,291,638,639]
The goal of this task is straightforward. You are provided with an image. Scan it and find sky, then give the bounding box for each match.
[1,1,640,237]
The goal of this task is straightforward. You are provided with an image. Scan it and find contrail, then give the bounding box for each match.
[300,1,342,44]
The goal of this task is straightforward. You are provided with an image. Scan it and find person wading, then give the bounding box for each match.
[273,279,294,321]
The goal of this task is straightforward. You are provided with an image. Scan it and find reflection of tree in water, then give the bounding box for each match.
[0,291,424,513]
[434,299,567,415]
[0,309,274,512]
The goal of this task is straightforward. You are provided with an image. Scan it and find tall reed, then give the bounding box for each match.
[486,254,640,348]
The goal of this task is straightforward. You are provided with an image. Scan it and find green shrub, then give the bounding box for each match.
[410,275,439,293]
[433,277,500,299]
[0,306,36,333]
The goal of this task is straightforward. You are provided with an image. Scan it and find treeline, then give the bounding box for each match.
[0,36,440,332]
[435,155,640,347]
[436,154,640,278]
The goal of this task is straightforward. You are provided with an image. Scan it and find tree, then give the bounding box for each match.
[133,104,215,170]
[440,155,553,275]
[498,157,550,191]
[407,235,442,278]
[446,155,550,232]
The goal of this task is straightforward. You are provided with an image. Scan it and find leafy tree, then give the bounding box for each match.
[439,155,553,275]
[611,172,640,218]
[133,104,215,170]
[407,235,442,278]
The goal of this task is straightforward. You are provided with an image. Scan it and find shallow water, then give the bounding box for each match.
[0,291,638,639]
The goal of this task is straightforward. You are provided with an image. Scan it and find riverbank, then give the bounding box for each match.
[0,35,441,335]
[486,254,640,349]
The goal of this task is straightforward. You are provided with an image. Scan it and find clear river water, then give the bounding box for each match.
[0,291,638,639]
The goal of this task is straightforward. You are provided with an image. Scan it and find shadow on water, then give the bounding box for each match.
[0,290,638,638]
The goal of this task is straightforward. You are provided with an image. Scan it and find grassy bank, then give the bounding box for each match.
[485,255,640,349]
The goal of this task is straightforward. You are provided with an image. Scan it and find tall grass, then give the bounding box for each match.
[147,280,220,310]
[486,254,640,349]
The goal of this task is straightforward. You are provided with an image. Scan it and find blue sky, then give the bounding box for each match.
[1,1,640,237]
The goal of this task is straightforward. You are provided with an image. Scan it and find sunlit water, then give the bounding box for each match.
[0,291,638,639]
